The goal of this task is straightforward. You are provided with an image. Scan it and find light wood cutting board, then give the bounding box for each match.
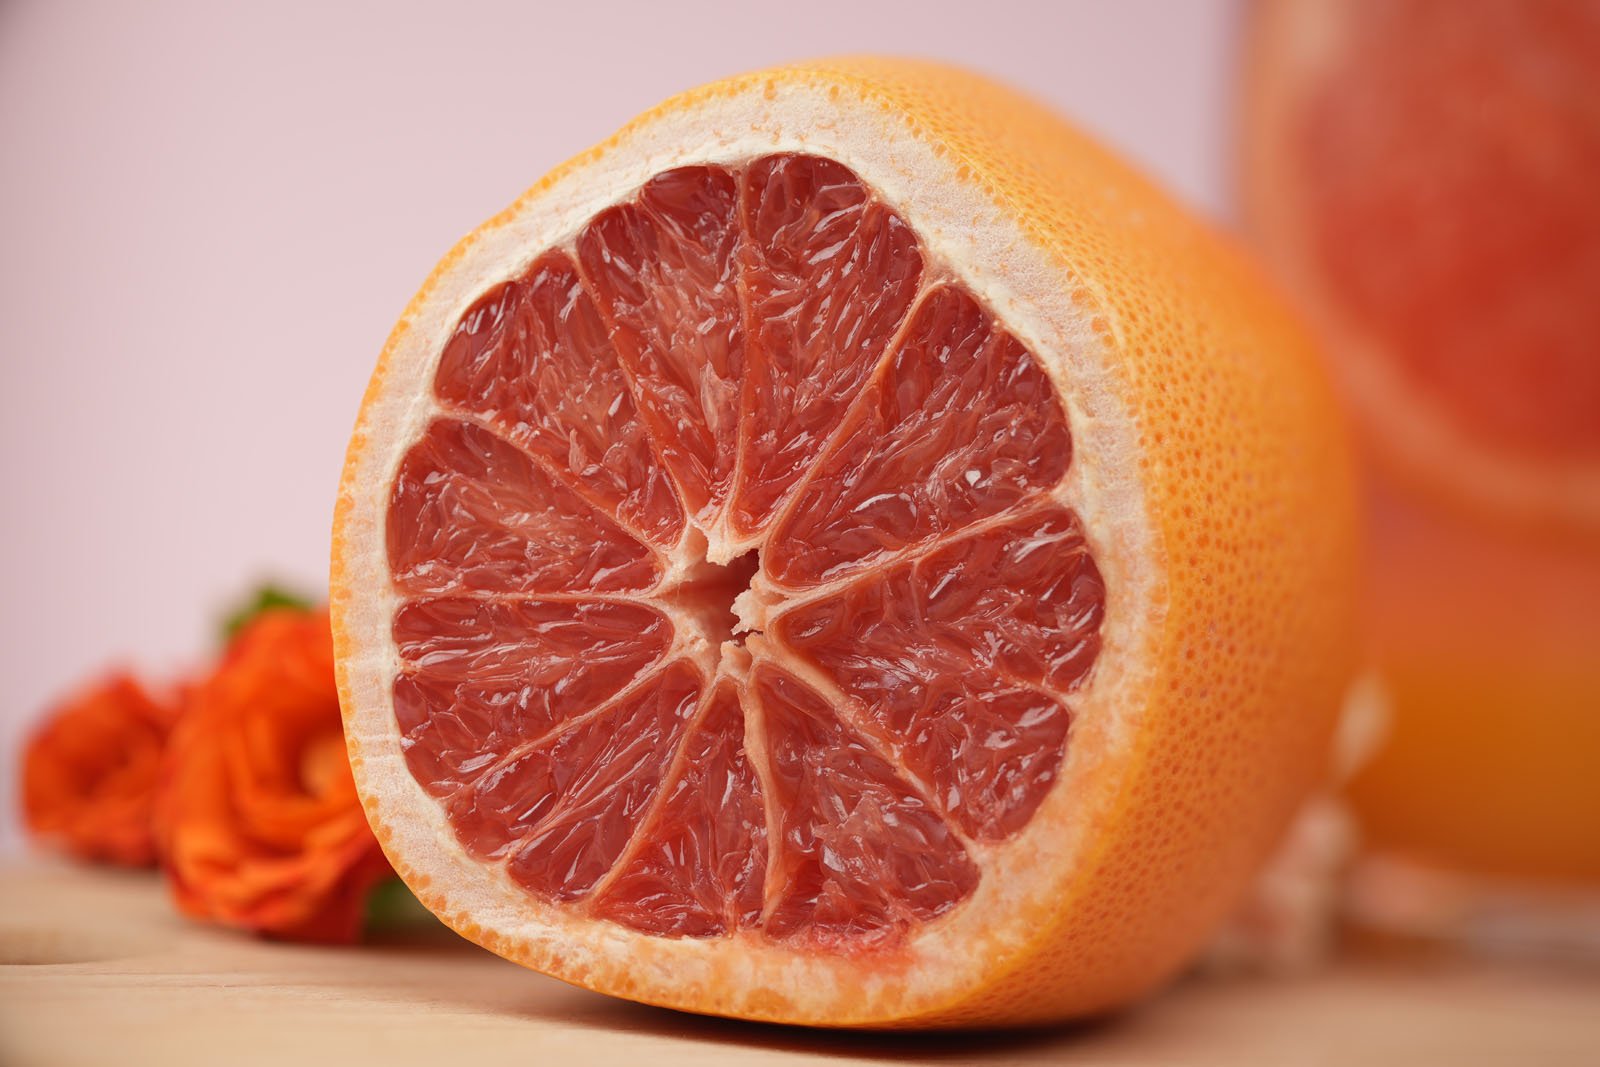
[2,860,1596,1066]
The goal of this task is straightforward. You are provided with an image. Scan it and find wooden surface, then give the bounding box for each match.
[2,861,1597,1066]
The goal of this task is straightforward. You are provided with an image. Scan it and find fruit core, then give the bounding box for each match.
[384,153,1106,950]
[674,547,763,651]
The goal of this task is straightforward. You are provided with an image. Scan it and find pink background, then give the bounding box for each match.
[0,0,1239,850]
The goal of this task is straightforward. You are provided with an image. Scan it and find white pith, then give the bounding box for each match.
[334,82,1159,1024]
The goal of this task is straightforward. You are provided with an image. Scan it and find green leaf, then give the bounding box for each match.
[219,582,317,644]
[363,876,447,935]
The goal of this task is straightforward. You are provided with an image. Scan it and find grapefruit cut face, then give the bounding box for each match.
[384,153,1104,950]
[1243,0,1600,527]
[1291,0,1600,466]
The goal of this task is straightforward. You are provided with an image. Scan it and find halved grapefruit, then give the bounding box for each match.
[333,58,1359,1027]
[1242,0,1600,888]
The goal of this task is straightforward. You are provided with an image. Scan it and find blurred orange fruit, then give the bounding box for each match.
[333,58,1358,1026]
[1243,0,1600,885]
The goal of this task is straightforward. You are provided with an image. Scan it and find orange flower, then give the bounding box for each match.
[22,674,179,866]
[157,607,392,943]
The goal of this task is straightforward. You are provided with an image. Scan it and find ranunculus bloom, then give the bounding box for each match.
[22,674,179,866]
[157,608,392,943]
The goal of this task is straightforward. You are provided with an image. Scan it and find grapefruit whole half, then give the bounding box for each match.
[333,58,1359,1027]
[1242,0,1600,887]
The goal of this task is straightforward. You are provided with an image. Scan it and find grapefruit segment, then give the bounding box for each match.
[764,285,1073,588]
[434,252,685,547]
[387,418,660,595]
[501,661,703,902]
[577,166,745,525]
[591,680,768,938]
[772,506,1103,840]
[391,597,672,796]
[441,659,697,869]
[731,154,925,538]
[752,662,980,949]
